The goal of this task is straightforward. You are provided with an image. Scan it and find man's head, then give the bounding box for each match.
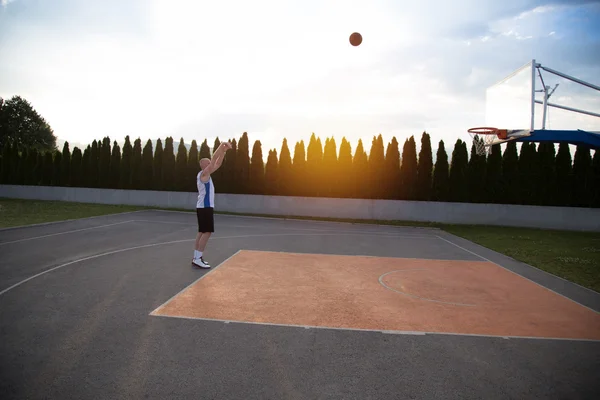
[199,158,210,170]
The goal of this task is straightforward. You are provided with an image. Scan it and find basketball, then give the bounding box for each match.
[349,32,362,46]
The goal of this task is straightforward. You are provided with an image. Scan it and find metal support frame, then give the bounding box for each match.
[532,60,600,130]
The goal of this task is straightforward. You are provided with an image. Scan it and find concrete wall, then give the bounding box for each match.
[1,184,599,231]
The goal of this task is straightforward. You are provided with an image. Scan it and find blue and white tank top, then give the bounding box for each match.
[196,172,215,208]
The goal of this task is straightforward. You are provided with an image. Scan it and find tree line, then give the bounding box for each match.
[1,130,599,208]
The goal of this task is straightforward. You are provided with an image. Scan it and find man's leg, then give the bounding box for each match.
[198,232,212,251]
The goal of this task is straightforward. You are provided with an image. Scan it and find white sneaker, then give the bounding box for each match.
[192,257,210,269]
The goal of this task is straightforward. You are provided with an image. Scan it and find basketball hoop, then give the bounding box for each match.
[468,127,500,156]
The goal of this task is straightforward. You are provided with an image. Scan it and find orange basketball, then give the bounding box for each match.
[349,32,362,46]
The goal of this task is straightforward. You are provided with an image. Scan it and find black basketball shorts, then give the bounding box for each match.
[196,207,215,233]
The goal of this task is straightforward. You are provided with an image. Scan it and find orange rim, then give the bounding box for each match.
[468,127,498,135]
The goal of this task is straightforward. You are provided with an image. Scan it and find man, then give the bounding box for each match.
[193,140,232,268]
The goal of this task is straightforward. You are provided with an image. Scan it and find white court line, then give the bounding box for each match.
[0,232,447,297]
[149,250,241,315]
[132,219,435,238]
[435,234,600,315]
[0,209,147,232]
[0,220,134,246]
[148,314,600,343]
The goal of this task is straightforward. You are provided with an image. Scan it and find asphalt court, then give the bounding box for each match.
[1,209,599,399]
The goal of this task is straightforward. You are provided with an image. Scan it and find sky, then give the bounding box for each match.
[1,0,599,158]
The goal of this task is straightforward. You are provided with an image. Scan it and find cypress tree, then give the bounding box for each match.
[130,138,143,189]
[153,139,163,190]
[0,142,11,183]
[417,132,433,201]
[467,136,486,203]
[226,139,238,193]
[384,137,400,200]
[265,149,279,195]
[448,139,468,202]
[400,136,418,200]
[81,146,91,187]
[109,141,121,189]
[352,139,368,198]
[431,140,449,201]
[501,141,519,204]
[162,137,175,191]
[175,138,188,191]
[249,140,265,194]
[277,138,292,196]
[98,137,111,188]
[33,149,43,185]
[292,140,306,196]
[9,141,19,184]
[592,150,600,207]
[89,140,99,188]
[187,140,199,192]
[322,136,339,198]
[52,150,62,186]
[572,145,593,207]
[120,136,133,189]
[15,147,26,185]
[485,144,502,203]
[61,142,71,187]
[199,139,211,159]
[555,142,572,206]
[236,132,250,194]
[41,151,53,185]
[70,147,82,187]
[306,133,323,197]
[141,139,154,190]
[368,134,385,199]
[537,142,556,205]
[338,137,353,198]
[25,147,38,185]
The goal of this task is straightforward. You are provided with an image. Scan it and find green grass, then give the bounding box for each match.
[442,225,600,293]
[1,198,598,293]
[0,198,146,228]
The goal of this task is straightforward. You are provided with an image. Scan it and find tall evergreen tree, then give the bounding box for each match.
[485,144,502,203]
[537,142,556,205]
[555,142,572,206]
[592,150,600,207]
[322,137,339,198]
[41,150,53,185]
[9,143,19,184]
[70,147,82,187]
[400,136,418,200]
[110,141,121,189]
[130,138,143,189]
[448,139,468,202]
[162,137,175,191]
[383,137,400,200]
[212,137,224,189]
[277,138,292,196]
[120,136,133,189]
[98,137,111,188]
[81,146,91,187]
[25,147,38,185]
[0,142,11,184]
[265,149,279,195]
[467,136,486,203]
[338,137,353,198]
[417,132,433,201]
[352,139,368,198]
[236,132,250,194]
[199,139,211,159]
[572,145,593,207]
[187,140,199,192]
[33,149,43,185]
[153,139,163,190]
[225,139,238,193]
[501,141,519,204]
[15,147,26,185]
[141,139,154,190]
[249,140,265,194]
[61,142,71,187]
[175,138,188,191]
[89,139,99,188]
[368,134,385,199]
[292,140,306,196]
[306,133,323,197]
[52,150,62,186]
[431,140,449,201]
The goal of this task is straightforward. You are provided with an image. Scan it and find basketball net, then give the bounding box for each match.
[467,127,500,156]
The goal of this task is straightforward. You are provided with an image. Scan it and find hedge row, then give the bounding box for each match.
[1,131,599,208]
